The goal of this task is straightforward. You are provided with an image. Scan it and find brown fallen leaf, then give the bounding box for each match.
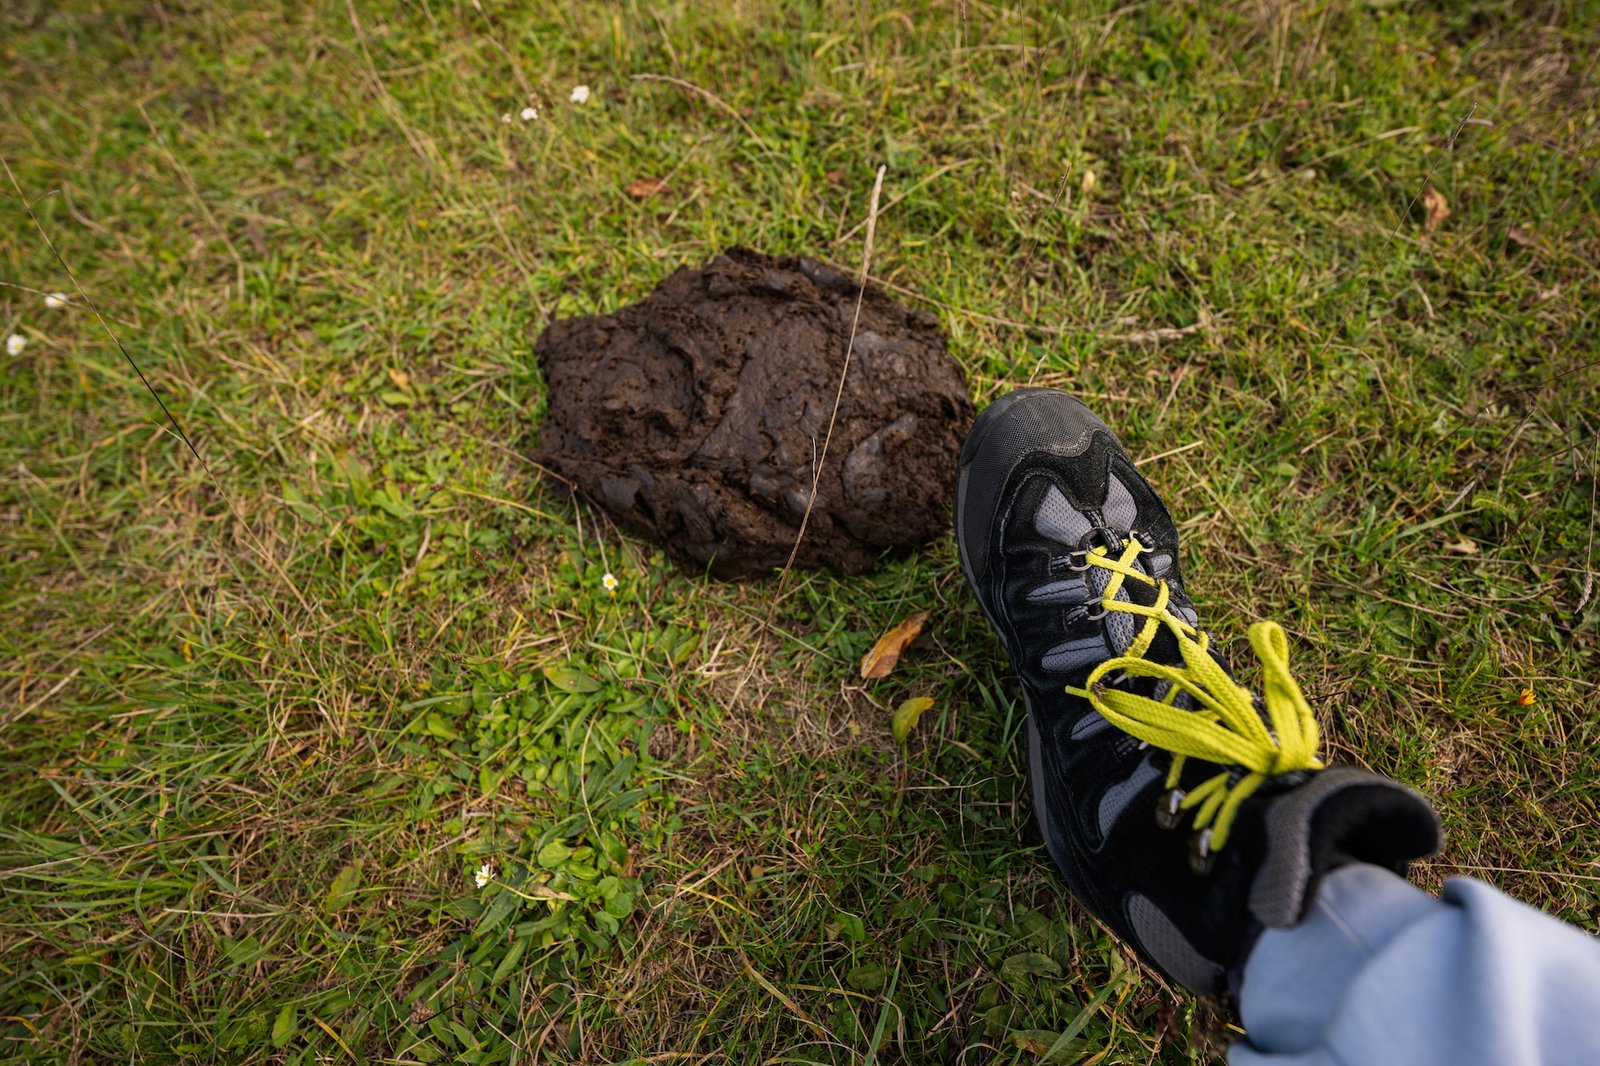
[860,610,929,680]
[1422,184,1450,233]
[625,176,670,199]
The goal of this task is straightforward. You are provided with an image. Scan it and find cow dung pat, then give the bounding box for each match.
[534,247,976,579]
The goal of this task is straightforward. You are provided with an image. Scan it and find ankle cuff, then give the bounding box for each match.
[1248,767,1442,929]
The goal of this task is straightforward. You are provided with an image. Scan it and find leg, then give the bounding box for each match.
[1233,864,1600,1064]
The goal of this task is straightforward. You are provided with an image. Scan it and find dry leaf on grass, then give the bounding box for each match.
[625,176,670,199]
[891,696,934,744]
[1010,1031,1064,1055]
[1422,184,1450,233]
[860,610,928,679]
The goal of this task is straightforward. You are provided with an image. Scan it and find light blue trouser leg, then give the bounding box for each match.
[1231,863,1600,1065]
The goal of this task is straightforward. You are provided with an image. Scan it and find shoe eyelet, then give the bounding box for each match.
[1065,550,1091,573]
[1154,788,1186,830]
[1083,599,1108,621]
[1076,526,1122,554]
[1188,828,1215,875]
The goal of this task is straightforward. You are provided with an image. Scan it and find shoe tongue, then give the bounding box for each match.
[1082,546,1197,710]
[1143,607,1183,666]
[1087,549,1184,665]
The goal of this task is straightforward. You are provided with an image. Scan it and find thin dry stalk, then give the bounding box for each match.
[776,163,887,586]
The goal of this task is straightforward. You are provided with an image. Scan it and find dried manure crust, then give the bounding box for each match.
[535,247,976,578]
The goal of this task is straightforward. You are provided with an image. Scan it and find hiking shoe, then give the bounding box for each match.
[955,387,1441,995]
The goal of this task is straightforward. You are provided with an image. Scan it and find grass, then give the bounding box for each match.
[2,0,1598,1061]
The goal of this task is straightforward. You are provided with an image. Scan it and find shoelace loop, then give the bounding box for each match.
[1066,538,1323,851]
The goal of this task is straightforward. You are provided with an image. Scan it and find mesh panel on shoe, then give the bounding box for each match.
[1085,567,1139,652]
[1041,635,1107,674]
[1099,757,1163,836]
[1026,577,1090,605]
[1126,894,1226,993]
[1035,484,1092,546]
[1071,711,1112,740]
[1103,473,1138,530]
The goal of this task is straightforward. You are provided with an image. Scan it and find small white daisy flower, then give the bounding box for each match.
[602,572,618,595]
[501,112,513,125]
[44,292,68,309]
[6,334,25,356]
[570,85,590,105]
[520,106,539,122]
[474,862,494,888]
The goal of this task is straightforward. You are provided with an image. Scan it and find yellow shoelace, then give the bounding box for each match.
[1065,538,1323,852]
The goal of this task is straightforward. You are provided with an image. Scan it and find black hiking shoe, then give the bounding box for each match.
[955,387,1442,995]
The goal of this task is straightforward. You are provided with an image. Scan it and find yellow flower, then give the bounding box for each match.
[1517,688,1536,707]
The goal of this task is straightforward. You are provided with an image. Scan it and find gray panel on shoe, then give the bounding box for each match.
[1103,473,1138,530]
[1035,485,1092,546]
[1106,607,1136,652]
[1085,566,1137,653]
[1126,893,1225,994]
[1041,635,1106,674]
[1098,757,1162,837]
[1150,679,1197,712]
[1070,711,1112,740]
[1026,577,1089,605]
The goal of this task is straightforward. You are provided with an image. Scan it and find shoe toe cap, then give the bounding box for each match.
[957,388,1119,583]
